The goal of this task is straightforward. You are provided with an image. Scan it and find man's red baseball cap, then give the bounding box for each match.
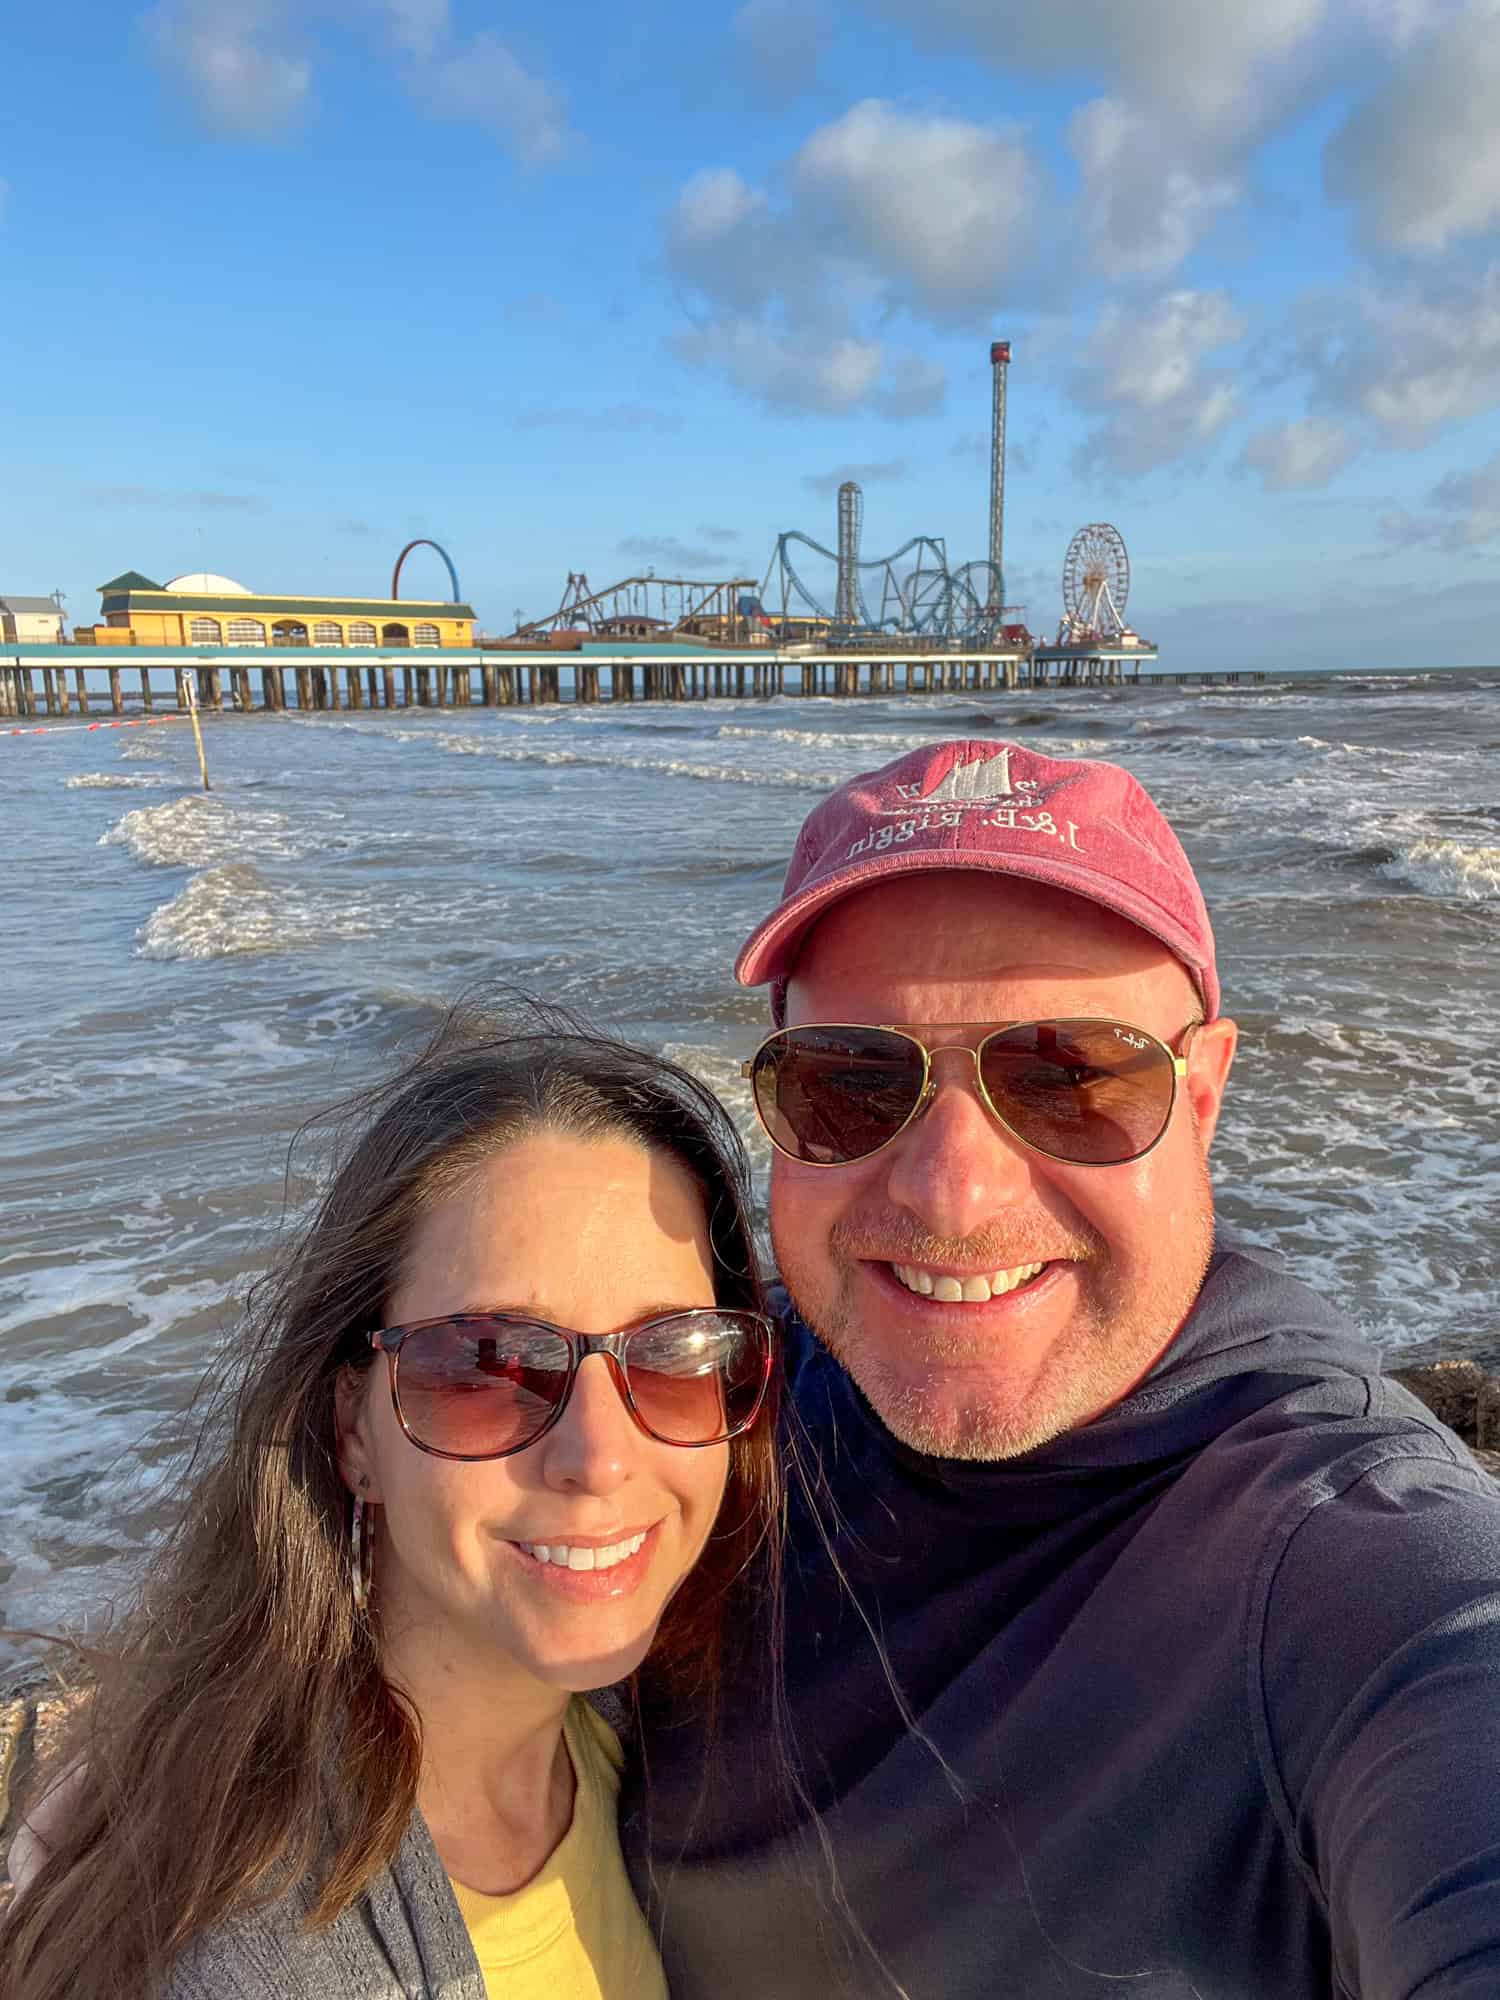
[734,738,1220,1019]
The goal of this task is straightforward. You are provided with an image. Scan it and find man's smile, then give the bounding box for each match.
[888,1259,1049,1302]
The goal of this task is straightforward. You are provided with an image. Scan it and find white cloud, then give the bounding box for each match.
[372,0,448,58]
[618,534,734,573]
[1382,444,1500,549]
[425,30,571,167]
[1074,290,1244,473]
[662,103,1039,414]
[514,405,681,434]
[1068,98,1239,280]
[792,100,1036,320]
[850,0,1446,281]
[673,319,892,414]
[1325,1,1500,252]
[858,0,1328,134]
[142,0,311,138]
[1431,446,1500,512]
[803,459,911,496]
[1303,261,1500,446]
[139,1,571,163]
[1239,416,1361,489]
[665,168,785,315]
[733,0,828,102]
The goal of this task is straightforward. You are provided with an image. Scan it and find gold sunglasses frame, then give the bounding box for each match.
[742,1018,1199,1169]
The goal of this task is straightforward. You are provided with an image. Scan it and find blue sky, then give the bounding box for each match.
[7,0,1500,668]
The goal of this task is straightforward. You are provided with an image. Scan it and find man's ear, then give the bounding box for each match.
[335,1364,382,1502]
[1184,1017,1238,1152]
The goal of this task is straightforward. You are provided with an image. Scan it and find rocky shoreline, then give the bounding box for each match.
[3,1358,1498,1910]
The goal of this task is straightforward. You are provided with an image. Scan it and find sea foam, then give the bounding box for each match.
[1383,836,1500,901]
[137,864,385,960]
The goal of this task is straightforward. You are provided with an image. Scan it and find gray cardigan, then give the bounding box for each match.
[165,1811,486,1999]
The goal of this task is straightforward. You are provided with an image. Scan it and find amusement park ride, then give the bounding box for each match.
[1056,523,1136,646]
[502,343,1153,662]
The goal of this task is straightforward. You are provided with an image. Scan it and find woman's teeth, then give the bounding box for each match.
[518,1532,648,1572]
[891,1262,1046,1302]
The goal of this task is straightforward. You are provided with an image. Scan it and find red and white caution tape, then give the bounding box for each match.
[3,713,192,740]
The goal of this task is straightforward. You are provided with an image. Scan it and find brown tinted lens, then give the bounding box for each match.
[394,1319,570,1457]
[623,1312,770,1443]
[752,1027,925,1165]
[978,1020,1176,1164]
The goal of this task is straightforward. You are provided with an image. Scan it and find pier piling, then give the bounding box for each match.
[5,642,1282,730]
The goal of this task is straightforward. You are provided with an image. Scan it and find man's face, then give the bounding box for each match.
[769,873,1238,1459]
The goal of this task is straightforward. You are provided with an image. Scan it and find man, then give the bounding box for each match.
[623,737,1500,1999]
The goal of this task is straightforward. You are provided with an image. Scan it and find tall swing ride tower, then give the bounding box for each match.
[989,340,1010,615]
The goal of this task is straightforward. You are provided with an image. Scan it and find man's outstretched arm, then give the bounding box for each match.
[1259,1436,1500,1998]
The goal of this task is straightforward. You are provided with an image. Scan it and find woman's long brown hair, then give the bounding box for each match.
[0,1001,779,2000]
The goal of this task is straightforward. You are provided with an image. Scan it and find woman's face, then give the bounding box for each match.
[339,1130,731,1694]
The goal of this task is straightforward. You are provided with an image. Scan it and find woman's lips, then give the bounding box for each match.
[500,1521,662,1601]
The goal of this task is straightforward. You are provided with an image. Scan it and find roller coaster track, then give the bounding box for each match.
[765,532,1007,644]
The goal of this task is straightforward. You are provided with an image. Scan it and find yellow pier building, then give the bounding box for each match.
[74,570,477,649]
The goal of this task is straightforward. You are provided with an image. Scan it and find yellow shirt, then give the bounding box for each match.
[448,1700,667,2000]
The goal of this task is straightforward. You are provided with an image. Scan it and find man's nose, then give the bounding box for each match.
[538,1353,636,1496]
[882,1052,1037,1239]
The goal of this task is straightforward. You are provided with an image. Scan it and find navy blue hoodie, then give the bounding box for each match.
[623,1250,1500,1999]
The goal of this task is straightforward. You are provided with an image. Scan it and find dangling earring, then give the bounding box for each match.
[350,1485,376,1611]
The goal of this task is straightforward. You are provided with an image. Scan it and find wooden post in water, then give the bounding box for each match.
[73,665,89,714]
[181,676,211,790]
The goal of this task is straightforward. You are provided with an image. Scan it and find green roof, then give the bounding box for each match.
[97,570,163,592]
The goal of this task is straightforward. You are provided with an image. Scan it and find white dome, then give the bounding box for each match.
[163,572,252,595]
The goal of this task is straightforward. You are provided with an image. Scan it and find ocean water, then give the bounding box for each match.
[2,672,1498,1661]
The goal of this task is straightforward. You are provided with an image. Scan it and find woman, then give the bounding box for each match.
[1,1006,778,2000]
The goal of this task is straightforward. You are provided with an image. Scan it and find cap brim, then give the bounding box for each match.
[735,846,1219,1017]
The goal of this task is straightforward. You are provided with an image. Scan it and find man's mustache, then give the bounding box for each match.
[827,1214,1103,1270]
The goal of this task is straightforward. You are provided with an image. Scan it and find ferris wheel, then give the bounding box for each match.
[1060,523,1130,642]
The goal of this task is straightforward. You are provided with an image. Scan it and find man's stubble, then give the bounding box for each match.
[776,1152,1218,1462]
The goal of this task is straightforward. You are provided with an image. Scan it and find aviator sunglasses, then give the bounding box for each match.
[368,1308,774,1462]
[743,1018,1199,1170]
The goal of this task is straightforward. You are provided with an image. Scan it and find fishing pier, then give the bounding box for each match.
[1,642,1263,723]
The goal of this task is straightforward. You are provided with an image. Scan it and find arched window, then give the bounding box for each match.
[413,623,441,647]
[312,622,343,646]
[226,619,266,646]
[189,617,222,644]
[272,620,310,647]
[381,623,411,648]
[346,621,377,645]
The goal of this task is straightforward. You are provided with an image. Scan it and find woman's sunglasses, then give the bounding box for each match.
[743,1019,1197,1170]
[368,1308,774,1462]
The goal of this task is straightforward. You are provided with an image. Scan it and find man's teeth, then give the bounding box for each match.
[518,1532,648,1572]
[891,1262,1046,1302]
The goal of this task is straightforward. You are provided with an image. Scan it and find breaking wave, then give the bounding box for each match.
[101,794,315,867]
[1381,837,1500,901]
[137,864,386,960]
[67,771,178,790]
